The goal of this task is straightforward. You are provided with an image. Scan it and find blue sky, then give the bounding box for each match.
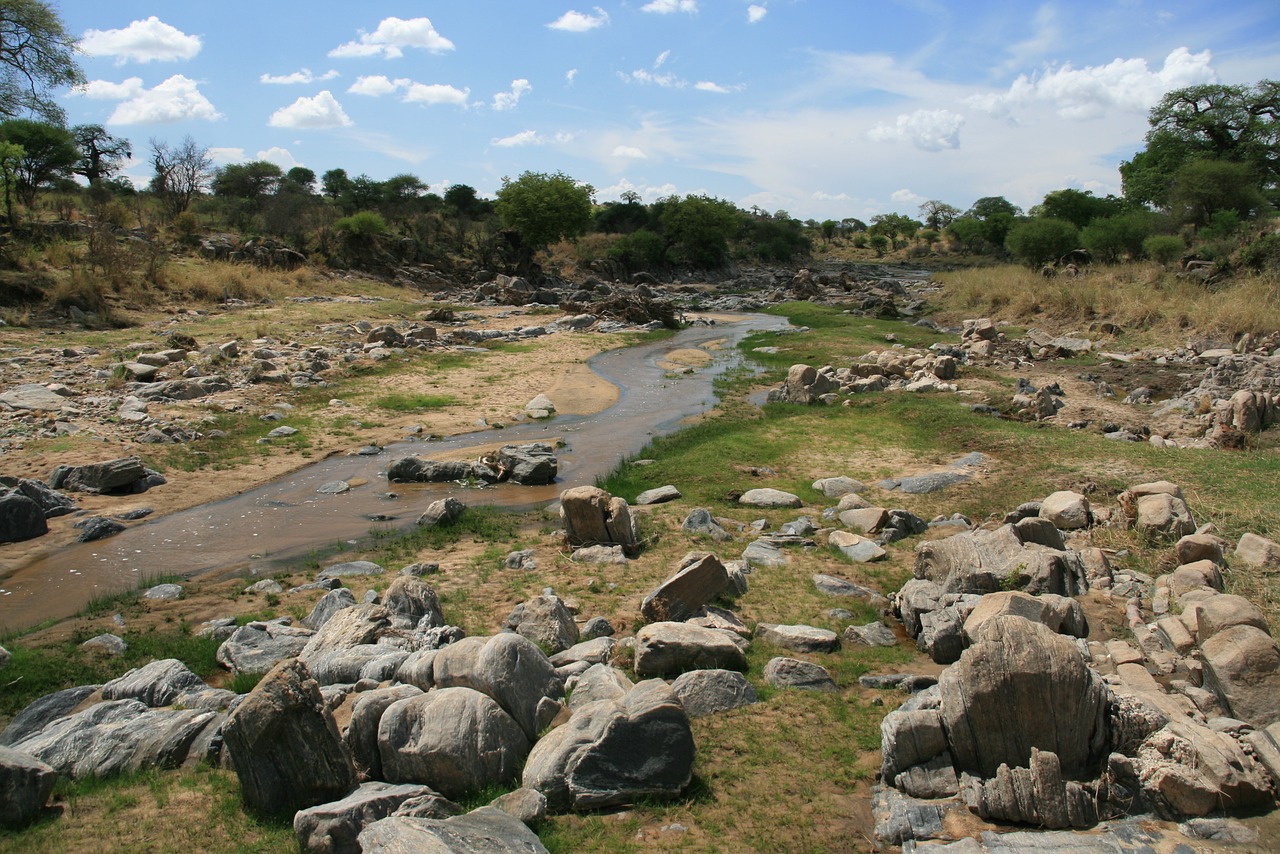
[55,0,1280,221]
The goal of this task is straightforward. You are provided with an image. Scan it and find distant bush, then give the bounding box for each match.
[1081,212,1156,263]
[1143,234,1184,265]
[334,210,388,237]
[1005,218,1079,266]
[608,229,666,271]
[1239,232,1280,272]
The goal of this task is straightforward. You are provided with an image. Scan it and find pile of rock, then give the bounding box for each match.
[387,442,559,487]
[766,352,959,405]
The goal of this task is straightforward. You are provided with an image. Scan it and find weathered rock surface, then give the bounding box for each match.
[1136,719,1273,816]
[737,488,802,509]
[670,669,758,716]
[383,575,445,630]
[432,633,564,741]
[633,622,747,677]
[560,486,640,556]
[761,657,837,692]
[913,524,1089,596]
[0,492,48,543]
[0,746,57,827]
[0,685,100,747]
[345,684,424,780]
[640,552,730,623]
[961,748,1098,829]
[755,623,839,653]
[217,620,314,676]
[357,807,548,853]
[522,680,694,810]
[504,593,579,654]
[293,781,450,854]
[303,588,358,630]
[101,658,207,707]
[1200,624,1280,728]
[222,659,355,817]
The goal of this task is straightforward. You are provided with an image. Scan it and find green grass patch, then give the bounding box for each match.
[370,392,460,412]
[364,505,521,567]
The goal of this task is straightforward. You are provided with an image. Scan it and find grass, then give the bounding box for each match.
[370,392,460,412]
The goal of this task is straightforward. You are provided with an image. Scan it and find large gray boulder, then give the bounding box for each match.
[51,456,148,494]
[431,633,564,741]
[386,457,481,484]
[298,605,392,670]
[378,687,529,799]
[755,623,839,653]
[221,659,355,817]
[101,658,207,707]
[560,486,640,556]
[417,496,466,528]
[0,685,100,747]
[294,781,452,854]
[1038,491,1090,530]
[938,616,1109,779]
[761,657,837,692]
[1200,624,1280,728]
[357,807,548,853]
[633,622,747,677]
[217,620,314,677]
[496,443,559,485]
[0,746,56,827]
[670,669,758,716]
[640,552,730,623]
[303,588,358,630]
[737,488,802,509]
[913,524,1089,596]
[1136,719,1274,816]
[567,664,633,710]
[523,680,694,810]
[504,593,579,654]
[346,685,424,781]
[0,491,48,543]
[383,576,444,630]
[961,748,1098,829]
[1235,533,1280,571]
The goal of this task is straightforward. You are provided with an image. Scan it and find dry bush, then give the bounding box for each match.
[170,263,275,303]
[48,269,109,313]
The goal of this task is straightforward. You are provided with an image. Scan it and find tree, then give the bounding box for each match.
[212,160,283,203]
[965,196,1021,248]
[819,219,837,244]
[658,194,743,267]
[495,170,594,252]
[0,139,21,223]
[321,168,351,201]
[869,213,920,246]
[1167,158,1268,227]
[71,124,131,188]
[444,183,484,216]
[947,216,987,255]
[149,135,213,217]
[0,0,84,124]
[0,117,76,206]
[1079,211,1158,263]
[1004,217,1080,266]
[1035,189,1124,229]
[281,166,316,194]
[918,199,959,231]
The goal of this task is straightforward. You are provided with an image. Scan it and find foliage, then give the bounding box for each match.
[1239,232,1280,272]
[1004,217,1080,266]
[212,160,283,204]
[1080,211,1158,263]
[1168,158,1269,227]
[594,199,650,234]
[71,124,132,189]
[918,199,960,230]
[149,136,214,217]
[869,212,920,246]
[868,234,889,256]
[1143,234,1185,265]
[0,0,84,123]
[1034,188,1125,228]
[495,170,595,251]
[745,213,810,262]
[0,118,77,206]
[0,138,20,222]
[658,194,743,267]
[607,228,666,271]
[334,210,388,237]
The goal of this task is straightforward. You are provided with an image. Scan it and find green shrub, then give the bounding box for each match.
[1004,218,1079,266]
[1144,234,1185,265]
[1239,232,1280,272]
[334,210,388,237]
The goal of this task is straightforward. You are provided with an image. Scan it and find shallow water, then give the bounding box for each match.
[0,313,788,629]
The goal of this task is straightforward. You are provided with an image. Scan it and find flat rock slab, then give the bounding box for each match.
[756,624,839,653]
[812,574,879,599]
[670,669,758,717]
[635,485,681,505]
[742,540,787,568]
[318,561,385,579]
[738,488,802,509]
[880,471,971,494]
[640,552,729,623]
[829,531,887,562]
[763,657,837,691]
[634,622,747,677]
[812,476,867,499]
[844,622,898,647]
[0,384,69,411]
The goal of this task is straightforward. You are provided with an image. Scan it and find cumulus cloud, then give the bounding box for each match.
[329,17,455,59]
[402,83,470,107]
[868,109,964,151]
[747,5,767,23]
[492,130,542,147]
[566,69,578,84]
[80,17,201,64]
[260,68,338,85]
[642,0,698,14]
[493,79,532,111]
[208,147,246,165]
[612,145,648,159]
[257,147,300,169]
[348,75,403,97]
[70,78,145,100]
[696,81,740,93]
[269,91,352,129]
[548,8,610,32]
[891,188,923,204]
[968,47,1216,120]
[812,191,851,201]
[599,177,678,202]
[91,75,222,124]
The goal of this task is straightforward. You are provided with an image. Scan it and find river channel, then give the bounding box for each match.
[0,313,790,630]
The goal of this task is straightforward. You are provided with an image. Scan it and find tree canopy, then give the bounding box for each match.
[495,170,595,251]
[0,117,76,206]
[0,0,83,124]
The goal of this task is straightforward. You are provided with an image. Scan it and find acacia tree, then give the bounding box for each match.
[918,199,959,231]
[71,124,132,188]
[495,170,594,253]
[0,117,76,206]
[0,0,83,123]
[149,135,213,217]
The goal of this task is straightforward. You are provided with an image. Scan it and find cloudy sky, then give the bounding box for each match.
[57,0,1280,221]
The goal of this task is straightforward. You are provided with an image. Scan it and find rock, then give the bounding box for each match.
[102,658,207,707]
[670,669,759,716]
[560,486,640,556]
[317,560,385,580]
[1200,625,1280,727]
[1136,719,1273,816]
[13,478,76,518]
[345,685,424,780]
[1134,492,1196,539]
[1188,594,1270,644]
[844,621,898,647]
[872,785,950,846]
[432,634,564,741]
[143,583,183,600]
[913,524,1089,597]
[737,488,802,509]
[812,476,867,499]
[54,457,148,494]
[961,748,1098,828]
[838,506,888,534]
[829,530,886,562]
[417,496,466,527]
[961,590,1087,642]
[303,588,358,631]
[549,637,616,668]
[294,781,445,854]
[756,623,839,653]
[812,573,879,600]
[1038,491,1091,530]
[505,549,536,571]
[635,485,681,505]
[523,680,694,810]
[378,687,529,799]
[0,746,57,827]
[80,633,127,655]
[489,787,547,826]
[222,659,356,817]
[567,664,633,710]
[1235,532,1280,571]
[570,544,628,564]
[634,622,747,677]
[1166,560,1222,598]
[73,516,125,542]
[640,552,730,623]
[939,616,1108,779]
[580,616,614,640]
[525,393,556,414]
[762,657,837,692]
[0,492,48,543]
[681,508,731,541]
[0,686,101,747]
[383,576,444,631]
[298,605,392,672]
[917,605,967,664]
[217,620,314,677]
[386,457,479,483]
[1175,533,1226,566]
[357,807,548,853]
[495,443,559,485]
[741,538,787,568]
[894,471,970,494]
[504,593,579,654]
[0,383,69,411]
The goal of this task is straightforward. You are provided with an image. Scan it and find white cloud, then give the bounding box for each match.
[891,188,923,204]
[642,0,698,14]
[329,17,455,59]
[348,75,403,97]
[968,47,1216,120]
[599,177,679,202]
[747,5,768,23]
[268,91,352,129]
[812,191,851,202]
[566,69,578,84]
[868,109,965,151]
[612,145,648,159]
[547,8,610,32]
[695,81,734,93]
[260,68,339,85]
[102,75,222,124]
[257,147,300,170]
[80,17,201,64]
[402,83,470,107]
[655,50,672,68]
[493,130,542,147]
[208,147,246,165]
[625,69,684,88]
[70,78,145,100]
[493,79,532,111]
[554,131,575,144]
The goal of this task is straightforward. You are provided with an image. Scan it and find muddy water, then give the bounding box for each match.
[0,314,789,629]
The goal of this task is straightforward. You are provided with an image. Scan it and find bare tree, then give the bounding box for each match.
[149,135,212,217]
